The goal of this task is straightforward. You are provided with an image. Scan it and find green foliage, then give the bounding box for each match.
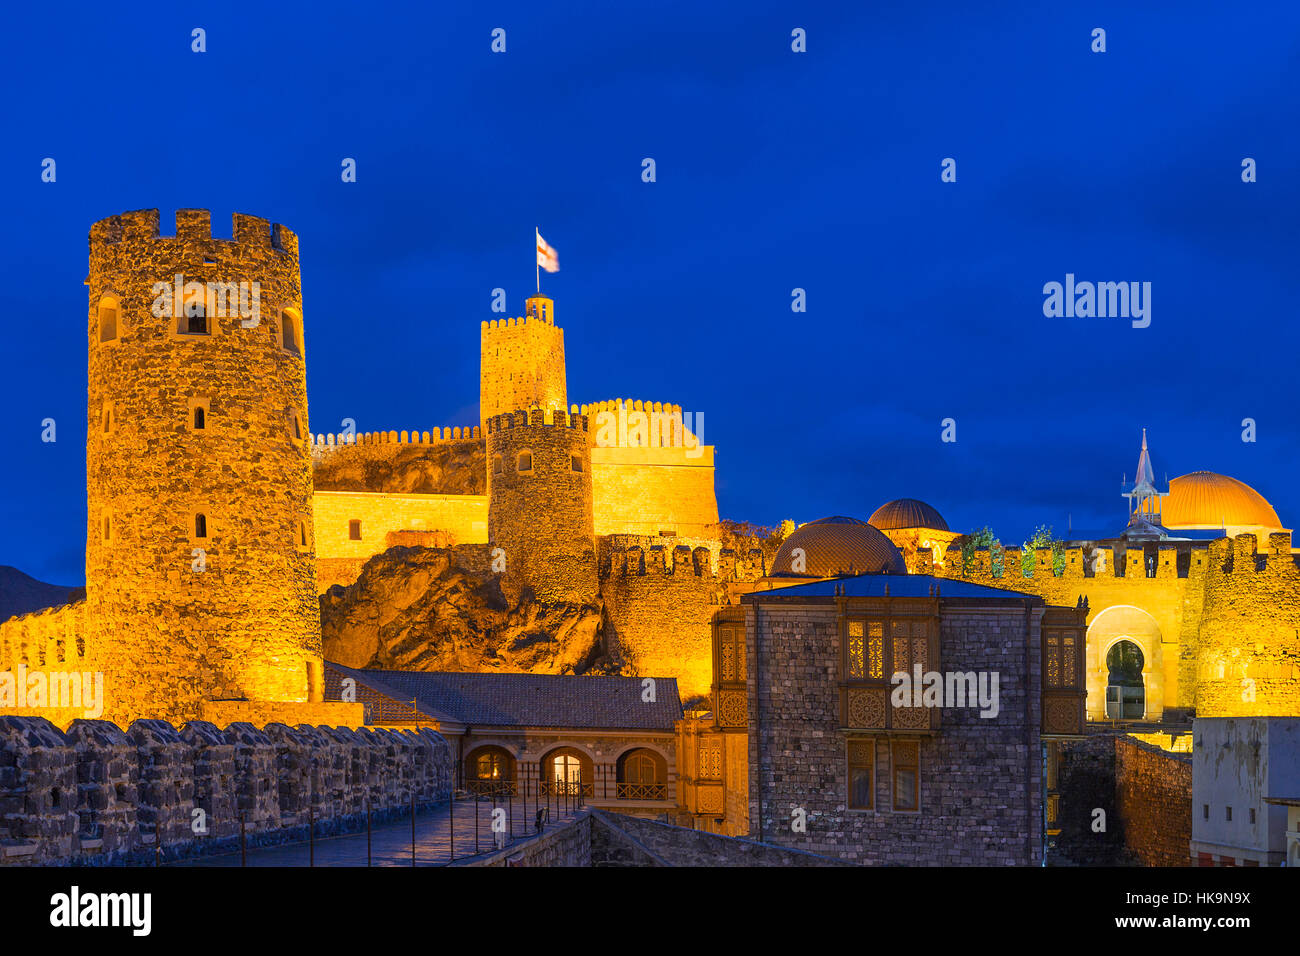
[1022,524,1066,577]
[962,526,1002,575]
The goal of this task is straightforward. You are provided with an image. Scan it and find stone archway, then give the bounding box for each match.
[1085,605,1164,721]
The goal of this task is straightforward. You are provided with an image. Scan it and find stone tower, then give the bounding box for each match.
[85,208,323,720]
[485,407,597,605]
[479,294,567,427]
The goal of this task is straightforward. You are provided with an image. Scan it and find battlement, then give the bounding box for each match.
[480,315,565,331]
[603,543,766,583]
[311,426,481,449]
[89,209,299,258]
[486,407,589,434]
[939,532,1297,584]
[579,399,685,419]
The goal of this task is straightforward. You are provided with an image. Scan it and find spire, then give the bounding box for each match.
[1122,428,1168,537]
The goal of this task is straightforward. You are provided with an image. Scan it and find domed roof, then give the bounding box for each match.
[1158,472,1281,530]
[770,516,906,578]
[868,498,949,532]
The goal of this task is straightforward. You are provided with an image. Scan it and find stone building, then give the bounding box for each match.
[325,664,682,819]
[676,564,1087,864]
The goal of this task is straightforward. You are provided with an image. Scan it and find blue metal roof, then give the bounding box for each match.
[741,573,1042,602]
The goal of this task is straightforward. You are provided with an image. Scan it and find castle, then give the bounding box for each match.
[1,207,1296,743]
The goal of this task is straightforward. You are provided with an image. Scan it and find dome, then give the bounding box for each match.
[1157,472,1281,530]
[770,516,906,577]
[868,498,949,532]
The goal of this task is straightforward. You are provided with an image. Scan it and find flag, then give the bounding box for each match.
[536,230,559,273]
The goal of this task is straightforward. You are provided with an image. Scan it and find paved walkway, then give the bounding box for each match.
[184,795,583,867]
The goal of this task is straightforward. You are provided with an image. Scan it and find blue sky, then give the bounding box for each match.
[1,1,1297,584]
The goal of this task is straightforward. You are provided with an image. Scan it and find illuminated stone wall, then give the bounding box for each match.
[1195,534,1300,717]
[313,490,488,587]
[86,209,320,713]
[601,544,765,705]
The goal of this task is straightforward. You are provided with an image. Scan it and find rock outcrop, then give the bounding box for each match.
[320,545,608,676]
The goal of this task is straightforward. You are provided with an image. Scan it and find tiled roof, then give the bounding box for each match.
[742,573,1042,602]
[326,663,683,731]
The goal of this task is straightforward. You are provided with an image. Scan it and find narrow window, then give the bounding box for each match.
[491,455,503,476]
[848,740,873,810]
[517,451,533,473]
[1249,808,1256,824]
[193,406,206,430]
[892,741,919,812]
[195,514,207,538]
[348,519,362,541]
[292,413,302,440]
[97,296,120,343]
[1203,804,1210,820]
[101,403,113,434]
[281,308,302,356]
[101,513,112,542]
[1226,806,1232,822]
[570,455,583,473]
[298,520,310,548]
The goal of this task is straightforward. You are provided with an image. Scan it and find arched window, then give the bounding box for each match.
[97,295,120,344]
[194,513,207,539]
[280,308,302,356]
[517,450,533,474]
[193,406,205,429]
[465,746,515,795]
[616,748,667,800]
[542,747,592,797]
[348,519,362,541]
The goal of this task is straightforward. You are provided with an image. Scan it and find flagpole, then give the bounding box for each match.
[535,227,540,295]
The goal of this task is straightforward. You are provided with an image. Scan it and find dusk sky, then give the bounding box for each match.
[2,1,1297,584]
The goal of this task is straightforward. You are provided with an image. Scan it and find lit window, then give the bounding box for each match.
[281,308,302,356]
[97,296,120,344]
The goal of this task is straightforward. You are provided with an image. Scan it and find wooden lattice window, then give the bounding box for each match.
[718,623,745,682]
[1045,632,1079,688]
[846,619,884,679]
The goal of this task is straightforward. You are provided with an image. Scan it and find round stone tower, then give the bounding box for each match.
[486,407,598,604]
[85,208,322,719]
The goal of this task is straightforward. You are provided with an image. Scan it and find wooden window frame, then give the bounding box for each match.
[891,739,920,813]
[847,738,874,812]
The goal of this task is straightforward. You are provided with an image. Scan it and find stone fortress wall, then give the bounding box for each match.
[0,715,452,866]
[930,532,1300,719]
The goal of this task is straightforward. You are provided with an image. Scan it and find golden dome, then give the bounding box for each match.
[868,498,949,532]
[770,516,906,578]
[1158,472,1281,530]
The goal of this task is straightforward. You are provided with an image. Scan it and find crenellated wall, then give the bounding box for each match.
[0,716,452,865]
[934,533,1300,720]
[600,543,765,705]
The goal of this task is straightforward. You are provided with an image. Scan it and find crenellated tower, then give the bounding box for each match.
[485,407,597,605]
[85,208,323,719]
[480,294,567,427]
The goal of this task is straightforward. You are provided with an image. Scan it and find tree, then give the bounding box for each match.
[1023,524,1065,577]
